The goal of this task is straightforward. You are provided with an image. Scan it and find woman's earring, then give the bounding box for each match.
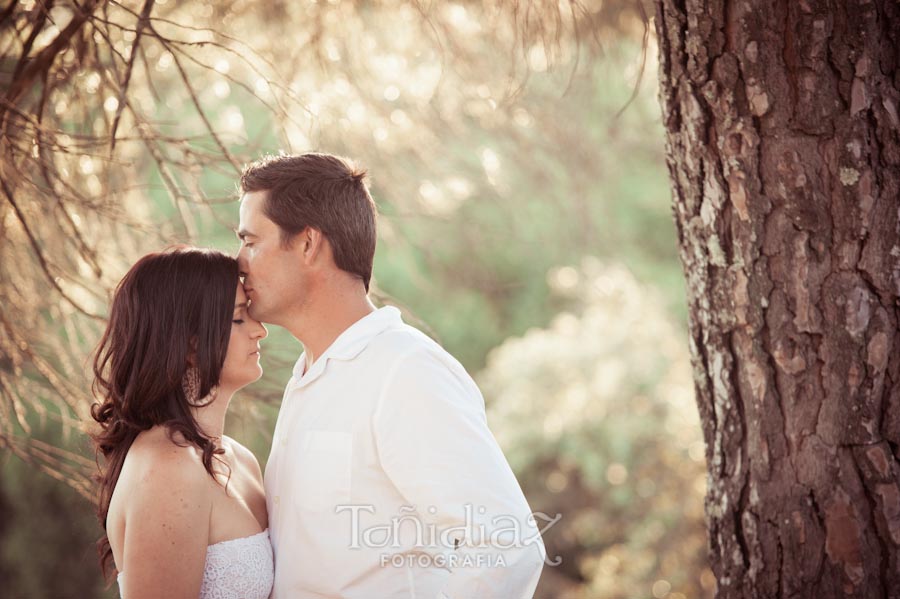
[182,367,200,403]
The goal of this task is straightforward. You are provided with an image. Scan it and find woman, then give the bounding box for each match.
[91,246,273,599]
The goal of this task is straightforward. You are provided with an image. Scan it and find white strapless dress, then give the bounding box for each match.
[117,529,274,599]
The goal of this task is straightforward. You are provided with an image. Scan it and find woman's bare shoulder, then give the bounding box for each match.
[107,425,213,570]
[221,435,263,480]
[124,426,211,490]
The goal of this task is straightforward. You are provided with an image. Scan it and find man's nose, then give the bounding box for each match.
[236,249,248,276]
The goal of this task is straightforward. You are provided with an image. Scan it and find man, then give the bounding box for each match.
[236,153,545,598]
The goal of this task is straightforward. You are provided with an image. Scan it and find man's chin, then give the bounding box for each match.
[248,302,283,327]
[247,305,266,322]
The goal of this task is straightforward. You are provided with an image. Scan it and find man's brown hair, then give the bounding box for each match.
[240,153,377,290]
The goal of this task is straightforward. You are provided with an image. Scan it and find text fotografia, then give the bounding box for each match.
[380,552,510,569]
[335,504,563,566]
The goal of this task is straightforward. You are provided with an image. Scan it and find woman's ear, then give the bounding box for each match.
[186,336,199,367]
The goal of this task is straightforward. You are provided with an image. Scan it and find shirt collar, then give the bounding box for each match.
[291,306,403,385]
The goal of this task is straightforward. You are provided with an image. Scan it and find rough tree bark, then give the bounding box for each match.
[654,0,900,597]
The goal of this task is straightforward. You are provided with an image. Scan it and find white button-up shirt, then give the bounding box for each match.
[265,307,545,598]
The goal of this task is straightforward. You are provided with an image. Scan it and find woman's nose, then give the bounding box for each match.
[253,322,268,339]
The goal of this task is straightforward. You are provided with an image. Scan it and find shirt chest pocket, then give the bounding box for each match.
[292,431,353,512]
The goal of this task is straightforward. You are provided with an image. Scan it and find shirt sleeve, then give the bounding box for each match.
[372,346,545,599]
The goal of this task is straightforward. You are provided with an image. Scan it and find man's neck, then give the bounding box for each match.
[288,284,376,367]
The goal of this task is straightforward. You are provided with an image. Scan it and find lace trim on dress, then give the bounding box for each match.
[117,529,274,599]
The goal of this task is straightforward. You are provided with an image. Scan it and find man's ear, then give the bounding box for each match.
[300,227,326,264]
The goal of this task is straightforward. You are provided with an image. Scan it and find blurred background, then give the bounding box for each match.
[0,0,713,597]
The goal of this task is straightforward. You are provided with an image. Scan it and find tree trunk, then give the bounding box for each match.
[653,0,900,596]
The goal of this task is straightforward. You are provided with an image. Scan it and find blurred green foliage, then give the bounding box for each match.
[0,2,710,597]
[481,259,708,598]
[0,457,115,599]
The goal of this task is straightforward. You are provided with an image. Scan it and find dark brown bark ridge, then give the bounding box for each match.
[654,0,900,597]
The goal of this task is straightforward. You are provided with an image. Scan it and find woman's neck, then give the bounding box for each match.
[191,390,233,440]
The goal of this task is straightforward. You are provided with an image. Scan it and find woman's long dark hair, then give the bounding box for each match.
[90,246,239,580]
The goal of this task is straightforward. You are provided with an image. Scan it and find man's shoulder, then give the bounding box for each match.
[368,323,477,390]
[368,321,452,363]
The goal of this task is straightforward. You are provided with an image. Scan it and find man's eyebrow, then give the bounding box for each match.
[236,228,257,239]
